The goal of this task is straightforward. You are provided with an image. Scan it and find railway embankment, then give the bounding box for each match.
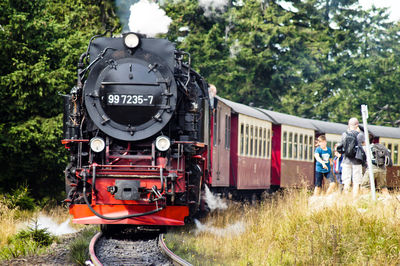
[165,189,400,265]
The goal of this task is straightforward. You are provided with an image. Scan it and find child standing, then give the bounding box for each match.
[333,145,343,191]
[314,135,335,196]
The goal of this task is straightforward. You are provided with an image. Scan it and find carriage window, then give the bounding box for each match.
[309,136,313,160]
[283,131,287,158]
[289,132,293,158]
[263,128,267,158]
[245,125,249,155]
[228,116,231,148]
[225,115,228,148]
[213,109,218,146]
[299,134,303,160]
[228,116,231,147]
[240,124,244,155]
[327,141,332,152]
[259,128,263,157]
[294,133,298,159]
[394,144,398,165]
[250,126,254,156]
[225,115,230,149]
[254,126,258,157]
[388,143,392,160]
[304,135,308,160]
[267,129,271,158]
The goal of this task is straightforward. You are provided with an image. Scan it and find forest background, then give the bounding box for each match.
[0,0,399,201]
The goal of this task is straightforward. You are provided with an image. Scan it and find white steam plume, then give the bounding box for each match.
[128,0,172,37]
[204,185,228,211]
[194,219,246,237]
[20,215,77,236]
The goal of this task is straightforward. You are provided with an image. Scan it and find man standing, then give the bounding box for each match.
[361,142,392,195]
[339,117,365,196]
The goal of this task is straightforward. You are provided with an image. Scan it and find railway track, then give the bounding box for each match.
[89,229,192,266]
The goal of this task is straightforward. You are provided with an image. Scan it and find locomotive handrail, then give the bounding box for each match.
[108,155,153,160]
[79,47,116,77]
[172,141,206,147]
[61,139,89,144]
[101,81,160,86]
[90,164,162,169]
[61,139,90,149]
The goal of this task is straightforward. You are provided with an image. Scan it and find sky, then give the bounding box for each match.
[359,0,400,21]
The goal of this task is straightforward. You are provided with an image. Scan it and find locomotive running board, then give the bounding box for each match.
[69,205,189,226]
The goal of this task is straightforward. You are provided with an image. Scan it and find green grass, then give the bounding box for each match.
[68,226,99,265]
[165,190,400,265]
[0,189,84,261]
[0,223,56,260]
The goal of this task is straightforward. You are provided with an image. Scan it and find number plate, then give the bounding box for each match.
[106,94,154,106]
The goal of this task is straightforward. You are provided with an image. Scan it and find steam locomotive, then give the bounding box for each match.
[63,32,400,229]
[62,32,211,226]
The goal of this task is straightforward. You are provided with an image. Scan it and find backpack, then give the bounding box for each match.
[343,131,358,158]
[371,144,391,167]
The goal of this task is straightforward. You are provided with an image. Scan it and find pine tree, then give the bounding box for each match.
[0,0,119,199]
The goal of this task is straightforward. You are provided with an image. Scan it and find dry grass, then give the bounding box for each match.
[0,198,84,260]
[0,202,19,246]
[165,189,400,265]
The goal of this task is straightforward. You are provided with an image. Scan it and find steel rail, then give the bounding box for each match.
[89,231,190,265]
[89,232,103,266]
[158,233,193,266]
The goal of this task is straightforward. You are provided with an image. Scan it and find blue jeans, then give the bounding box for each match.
[315,171,334,187]
[335,173,342,184]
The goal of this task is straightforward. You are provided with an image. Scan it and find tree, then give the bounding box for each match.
[164,0,400,124]
[0,0,119,199]
[277,1,400,124]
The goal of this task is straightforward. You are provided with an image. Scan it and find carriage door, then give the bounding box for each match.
[212,103,231,187]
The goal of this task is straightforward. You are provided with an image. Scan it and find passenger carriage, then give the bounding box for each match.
[212,97,273,196]
[257,109,315,189]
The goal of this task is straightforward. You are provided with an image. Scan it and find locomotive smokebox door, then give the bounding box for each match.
[114,180,140,200]
[84,37,177,141]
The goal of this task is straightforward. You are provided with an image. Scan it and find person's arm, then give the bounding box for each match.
[315,152,328,169]
[359,132,366,146]
[328,150,334,172]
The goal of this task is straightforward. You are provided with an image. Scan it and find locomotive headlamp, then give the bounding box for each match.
[90,137,105,153]
[155,136,171,152]
[124,33,140,49]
